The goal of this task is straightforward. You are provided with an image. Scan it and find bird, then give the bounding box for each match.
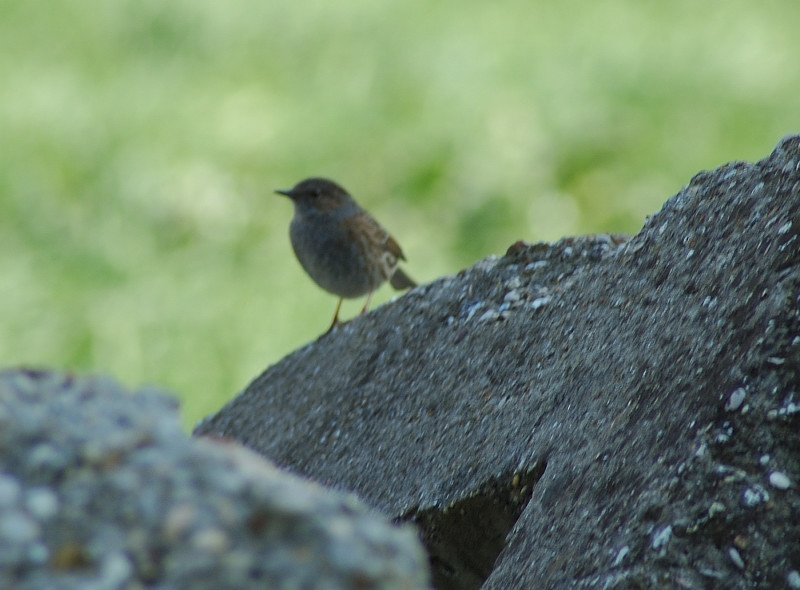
[276,178,416,333]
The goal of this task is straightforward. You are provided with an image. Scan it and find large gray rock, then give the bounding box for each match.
[0,370,430,589]
[197,135,800,589]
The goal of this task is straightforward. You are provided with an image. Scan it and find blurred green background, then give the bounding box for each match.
[1,0,798,428]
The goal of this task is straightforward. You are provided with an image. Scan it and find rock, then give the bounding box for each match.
[0,369,430,589]
[197,135,800,589]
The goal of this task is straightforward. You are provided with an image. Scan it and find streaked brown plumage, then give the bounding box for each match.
[276,178,416,332]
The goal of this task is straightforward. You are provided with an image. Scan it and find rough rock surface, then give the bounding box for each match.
[197,135,800,589]
[0,369,430,589]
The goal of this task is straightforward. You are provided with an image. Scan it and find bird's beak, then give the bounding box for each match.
[275,189,294,198]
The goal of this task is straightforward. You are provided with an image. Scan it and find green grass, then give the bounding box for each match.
[2,0,798,428]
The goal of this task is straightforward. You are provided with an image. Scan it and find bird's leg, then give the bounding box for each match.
[360,291,374,314]
[325,298,344,334]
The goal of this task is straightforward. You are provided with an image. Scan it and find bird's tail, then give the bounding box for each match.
[390,268,416,290]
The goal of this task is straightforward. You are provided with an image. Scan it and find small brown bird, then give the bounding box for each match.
[276,178,416,333]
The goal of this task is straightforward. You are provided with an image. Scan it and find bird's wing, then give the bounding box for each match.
[384,234,406,261]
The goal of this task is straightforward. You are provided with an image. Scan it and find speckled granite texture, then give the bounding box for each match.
[198,135,800,589]
[0,370,430,589]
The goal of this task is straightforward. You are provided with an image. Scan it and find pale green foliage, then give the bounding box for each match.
[1,0,798,427]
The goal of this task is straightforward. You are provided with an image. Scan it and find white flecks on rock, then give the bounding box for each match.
[99,552,134,587]
[768,471,792,490]
[728,547,745,569]
[191,527,230,554]
[702,296,716,308]
[611,545,629,567]
[464,301,485,322]
[708,502,726,518]
[694,442,707,458]
[742,485,770,507]
[715,465,746,483]
[25,488,59,520]
[531,297,551,310]
[725,388,746,411]
[651,525,672,550]
[0,512,40,544]
[715,423,733,444]
[479,310,500,322]
[787,570,800,589]
[525,260,549,273]
[759,454,770,466]
[164,503,197,541]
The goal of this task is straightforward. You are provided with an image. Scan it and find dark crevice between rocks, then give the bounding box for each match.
[397,461,546,590]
